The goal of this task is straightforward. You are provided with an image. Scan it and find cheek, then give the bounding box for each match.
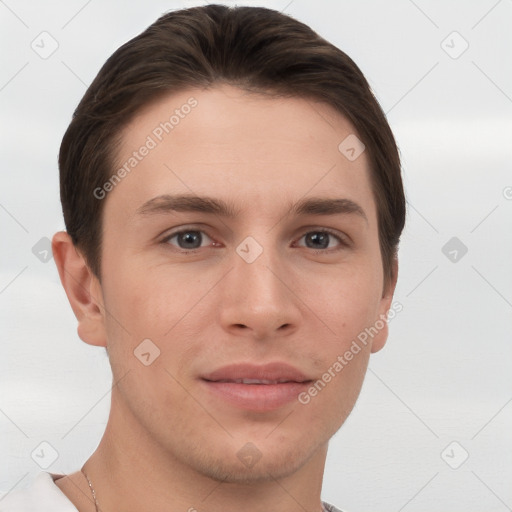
[98,261,163,366]
[316,262,383,337]
[100,260,211,373]
[306,260,383,410]
[102,256,183,326]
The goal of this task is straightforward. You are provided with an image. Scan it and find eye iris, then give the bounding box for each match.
[178,231,202,249]
[306,232,329,249]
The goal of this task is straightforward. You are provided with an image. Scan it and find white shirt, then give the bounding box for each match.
[0,473,77,511]
[0,472,344,512]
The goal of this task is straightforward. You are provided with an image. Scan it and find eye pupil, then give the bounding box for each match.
[306,232,329,249]
[178,231,202,249]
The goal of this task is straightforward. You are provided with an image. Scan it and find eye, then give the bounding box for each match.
[163,229,214,251]
[296,230,347,251]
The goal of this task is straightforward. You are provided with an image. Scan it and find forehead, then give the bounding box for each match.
[106,84,376,223]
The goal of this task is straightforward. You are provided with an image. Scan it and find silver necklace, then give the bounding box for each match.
[81,468,100,512]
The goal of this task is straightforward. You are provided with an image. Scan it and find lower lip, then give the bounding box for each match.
[201,380,311,412]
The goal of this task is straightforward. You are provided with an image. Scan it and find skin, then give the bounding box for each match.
[52,84,398,512]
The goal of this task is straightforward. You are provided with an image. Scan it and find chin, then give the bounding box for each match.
[184,434,325,484]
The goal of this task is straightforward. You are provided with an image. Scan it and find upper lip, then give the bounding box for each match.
[201,362,312,383]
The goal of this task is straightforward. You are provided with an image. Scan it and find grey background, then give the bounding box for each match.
[1,1,511,511]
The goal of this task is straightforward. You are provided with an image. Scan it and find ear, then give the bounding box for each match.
[370,256,399,354]
[52,231,107,347]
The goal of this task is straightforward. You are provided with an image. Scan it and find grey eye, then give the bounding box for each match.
[304,232,331,249]
[167,230,211,250]
[298,231,343,250]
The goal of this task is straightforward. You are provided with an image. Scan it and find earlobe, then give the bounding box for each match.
[371,256,399,354]
[52,231,107,347]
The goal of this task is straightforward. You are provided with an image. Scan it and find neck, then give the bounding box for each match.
[81,390,328,512]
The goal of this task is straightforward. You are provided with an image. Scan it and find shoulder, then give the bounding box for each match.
[322,501,346,512]
[0,472,78,512]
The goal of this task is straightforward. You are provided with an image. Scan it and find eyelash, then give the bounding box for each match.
[160,227,349,254]
[296,228,350,252]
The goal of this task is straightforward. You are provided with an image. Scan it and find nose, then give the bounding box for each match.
[218,240,302,340]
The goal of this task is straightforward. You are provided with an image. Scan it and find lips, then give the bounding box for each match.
[200,362,313,411]
[202,362,311,383]
[215,378,295,384]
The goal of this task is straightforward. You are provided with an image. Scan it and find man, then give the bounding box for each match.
[1,4,405,511]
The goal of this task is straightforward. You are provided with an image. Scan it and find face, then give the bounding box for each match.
[90,84,396,482]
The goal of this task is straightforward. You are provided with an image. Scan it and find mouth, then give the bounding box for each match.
[200,362,313,412]
[209,378,304,384]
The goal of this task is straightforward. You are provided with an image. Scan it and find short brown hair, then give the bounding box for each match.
[59,4,405,286]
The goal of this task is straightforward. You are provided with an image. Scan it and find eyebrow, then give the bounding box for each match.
[290,196,367,222]
[136,194,238,217]
[136,194,367,222]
